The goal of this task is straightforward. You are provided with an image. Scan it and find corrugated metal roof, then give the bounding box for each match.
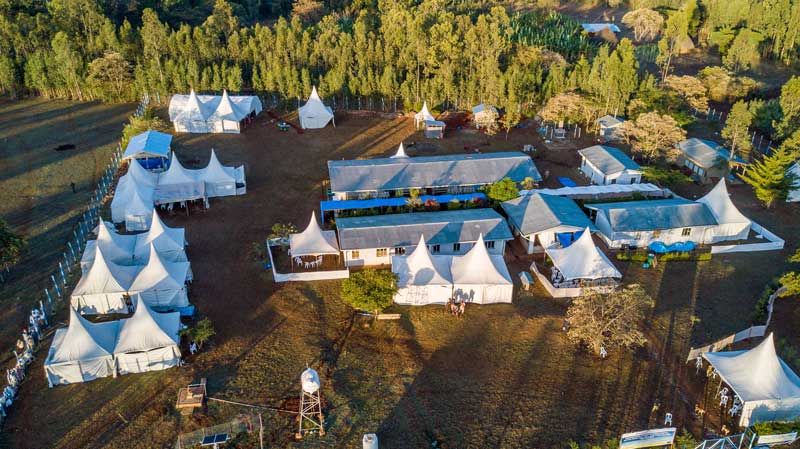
[596,115,624,128]
[123,130,172,160]
[501,193,595,235]
[587,199,718,231]
[328,152,542,193]
[579,145,641,175]
[336,209,513,250]
[676,138,749,169]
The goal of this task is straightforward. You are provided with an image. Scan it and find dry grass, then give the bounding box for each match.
[1,106,798,448]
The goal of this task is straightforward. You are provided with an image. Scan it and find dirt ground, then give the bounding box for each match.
[2,107,799,449]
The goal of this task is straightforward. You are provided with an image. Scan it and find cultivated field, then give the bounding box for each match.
[1,106,798,448]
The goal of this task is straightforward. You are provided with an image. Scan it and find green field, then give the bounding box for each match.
[0,104,798,448]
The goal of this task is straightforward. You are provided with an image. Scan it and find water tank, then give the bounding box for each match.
[301,368,321,394]
[362,433,379,449]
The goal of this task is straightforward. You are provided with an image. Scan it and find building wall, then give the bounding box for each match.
[678,155,726,182]
[342,239,506,267]
[594,215,716,248]
[332,184,482,200]
[580,158,641,185]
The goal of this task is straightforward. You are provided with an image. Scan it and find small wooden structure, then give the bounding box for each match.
[423,120,445,139]
[176,378,207,415]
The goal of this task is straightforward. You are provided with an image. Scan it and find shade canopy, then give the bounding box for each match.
[132,212,187,263]
[72,247,137,298]
[289,211,340,257]
[199,149,238,197]
[44,307,118,386]
[414,102,435,124]
[398,236,452,287]
[129,244,190,309]
[122,130,172,161]
[155,153,206,204]
[545,228,621,280]
[125,157,159,186]
[298,86,334,129]
[113,297,180,355]
[450,234,511,286]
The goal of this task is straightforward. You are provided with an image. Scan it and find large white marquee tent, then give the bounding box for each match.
[392,236,453,305]
[81,215,188,269]
[544,229,621,281]
[450,234,514,304]
[703,334,800,426]
[128,244,191,311]
[113,299,181,375]
[154,153,207,205]
[696,179,752,242]
[298,87,335,129]
[44,307,117,387]
[112,160,158,231]
[289,211,340,257]
[168,90,262,134]
[72,247,139,314]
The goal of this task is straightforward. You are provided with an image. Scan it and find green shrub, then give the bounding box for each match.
[341,269,398,313]
[753,419,800,435]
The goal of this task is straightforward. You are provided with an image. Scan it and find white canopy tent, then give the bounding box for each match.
[113,297,181,375]
[390,143,409,159]
[198,149,246,197]
[129,244,191,310]
[414,102,435,129]
[44,307,118,387]
[450,234,513,304]
[71,247,138,314]
[81,222,136,271]
[111,175,156,231]
[132,212,188,264]
[544,228,621,281]
[154,153,206,205]
[703,334,800,426]
[392,236,453,305]
[697,179,752,242]
[298,87,335,129]
[125,157,159,186]
[169,90,262,134]
[289,211,340,257]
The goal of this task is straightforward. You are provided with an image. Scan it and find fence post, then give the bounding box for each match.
[63,253,71,272]
[45,288,53,305]
[59,261,67,285]
[51,275,61,297]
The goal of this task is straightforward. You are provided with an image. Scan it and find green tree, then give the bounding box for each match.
[740,146,798,207]
[722,100,754,161]
[87,52,132,101]
[268,222,298,249]
[642,166,692,187]
[566,285,654,355]
[121,107,169,149]
[621,8,664,43]
[484,177,519,202]
[776,76,800,139]
[621,112,686,161]
[723,29,764,73]
[179,318,216,349]
[0,219,25,276]
[341,269,398,313]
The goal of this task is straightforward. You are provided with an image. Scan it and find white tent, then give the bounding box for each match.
[132,212,188,264]
[111,174,156,231]
[155,153,206,204]
[207,90,249,133]
[390,143,409,159]
[169,90,262,134]
[704,334,800,426]
[450,234,513,304]
[44,308,118,387]
[71,247,138,314]
[129,244,191,310]
[171,90,215,133]
[125,157,159,186]
[697,179,752,242]
[113,297,181,375]
[198,149,245,197]
[544,228,621,281]
[121,130,172,167]
[414,102,435,129]
[392,236,453,305]
[289,211,340,257]
[298,86,334,129]
[81,221,136,271]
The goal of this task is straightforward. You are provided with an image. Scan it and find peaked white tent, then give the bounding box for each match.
[171,90,215,133]
[414,102,435,129]
[298,86,335,129]
[129,244,191,310]
[44,307,118,387]
[132,212,188,264]
[198,149,246,197]
[703,334,800,426]
[113,297,181,375]
[289,211,340,257]
[544,228,621,281]
[81,222,136,271]
[390,143,409,159]
[169,90,262,134]
[450,234,513,304]
[207,90,249,133]
[111,174,156,231]
[71,247,138,314]
[125,157,159,186]
[697,179,752,242]
[154,153,206,205]
[392,236,453,305]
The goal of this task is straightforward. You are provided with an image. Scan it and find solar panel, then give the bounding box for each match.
[200,433,229,446]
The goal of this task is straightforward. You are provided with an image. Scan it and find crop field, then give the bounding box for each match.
[1,106,798,448]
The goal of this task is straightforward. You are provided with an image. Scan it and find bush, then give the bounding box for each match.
[753,419,800,435]
[180,318,216,349]
[751,281,779,324]
[642,166,692,187]
[341,269,398,313]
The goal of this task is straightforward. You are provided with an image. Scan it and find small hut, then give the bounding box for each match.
[472,103,499,129]
[424,120,446,139]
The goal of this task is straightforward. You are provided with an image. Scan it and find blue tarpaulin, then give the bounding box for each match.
[320,193,488,217]
[558,176,577,187]
[647,241,697,253]
[556,229,584,248]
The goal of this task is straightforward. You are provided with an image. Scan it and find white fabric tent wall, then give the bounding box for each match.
[169,90,262,134]
[81,222,136,270]
[128,245,190,310]
[171,90,214,133]
[155,153,206,204]
[113,298,181,375]
[449,234,513,304]
[545,229,621,281]
[111,174,156,230]
[199,149,237,197]
[697,179,752,242]
[299,87,334,129]
[392,236,454,305]
[44,308,118,387]
[132,212,188,264]
[71,247,139,314]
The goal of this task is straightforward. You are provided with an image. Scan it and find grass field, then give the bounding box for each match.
[1,105,798,449]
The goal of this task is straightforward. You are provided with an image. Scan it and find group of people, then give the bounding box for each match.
[2,303,49,422]
[444,298,466,317]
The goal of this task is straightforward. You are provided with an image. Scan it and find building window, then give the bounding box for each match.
[610,178,617,184]
[652,230,662,238]
[485,240,495,249]
[682,228,692,236]
[634,233,641,240]
[376,248,389,257]
[453,243,461,252]
[351,250,360,259]
[394,247,406,255]
[432,244,440,253]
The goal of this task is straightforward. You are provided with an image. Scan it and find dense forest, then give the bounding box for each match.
[0,0,798,132]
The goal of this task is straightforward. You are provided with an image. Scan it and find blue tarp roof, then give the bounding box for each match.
[123,130,172,160]
[320,193,487,216]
